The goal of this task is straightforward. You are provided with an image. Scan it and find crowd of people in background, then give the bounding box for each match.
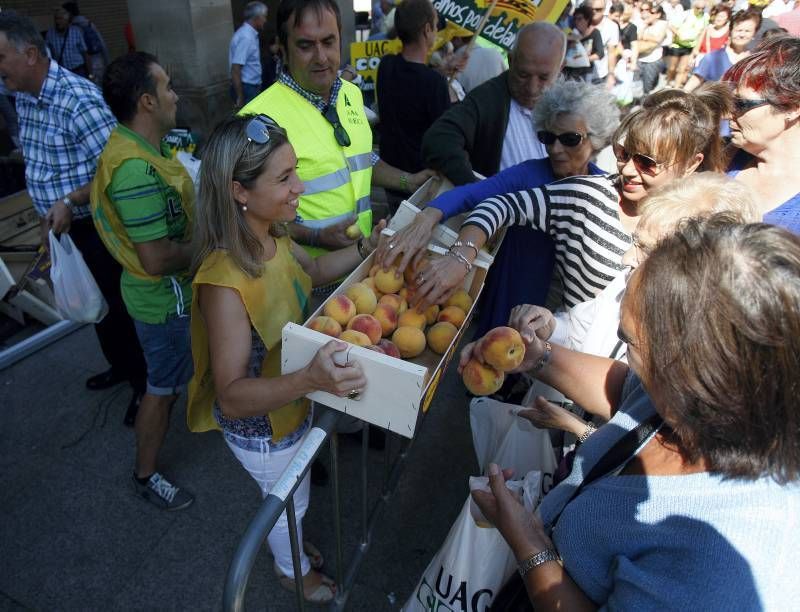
[1,0,800,608]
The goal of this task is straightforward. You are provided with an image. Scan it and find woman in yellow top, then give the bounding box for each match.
[188,115,384,605]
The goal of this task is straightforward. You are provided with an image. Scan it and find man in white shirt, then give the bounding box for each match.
[229,1,267,108]
[588,0,621,86]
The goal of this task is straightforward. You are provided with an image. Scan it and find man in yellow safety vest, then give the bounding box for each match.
[242,0,434,259]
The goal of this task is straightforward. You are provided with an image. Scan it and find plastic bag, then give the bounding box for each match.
[402,471,542,612]
[470,397,558,498]
[49,230,108,323]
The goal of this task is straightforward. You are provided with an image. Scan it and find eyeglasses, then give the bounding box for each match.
[244,114,280,145]
[613,143,665,176]
[323,106,351,147]
[537,131,590,147]
[732,97,769,116]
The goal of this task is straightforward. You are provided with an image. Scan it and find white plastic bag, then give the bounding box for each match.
[402,471,542,612]
[49,230,108,323]
[470,397,558,497]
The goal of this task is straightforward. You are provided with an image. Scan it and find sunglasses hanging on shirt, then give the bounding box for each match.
[323,106,351,148]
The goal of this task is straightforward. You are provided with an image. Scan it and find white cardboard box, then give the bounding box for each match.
[281,178,496,438]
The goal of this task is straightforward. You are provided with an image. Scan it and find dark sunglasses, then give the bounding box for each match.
[323,106,351,147]
[244,114,280,144]
[538,131,589,147]
[732,97,769,116]
[613,143,663,175]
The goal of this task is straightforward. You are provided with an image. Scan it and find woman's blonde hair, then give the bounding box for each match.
[614,83,733,173]
[638,173,759,235]
[193,114,291,278]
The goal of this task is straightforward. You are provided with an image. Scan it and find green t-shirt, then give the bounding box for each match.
[107,125,192,324]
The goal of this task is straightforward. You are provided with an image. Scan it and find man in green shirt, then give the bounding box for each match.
[91,52,194,511]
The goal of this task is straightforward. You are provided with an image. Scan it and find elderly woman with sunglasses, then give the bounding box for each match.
[375,80,619,332]
[471,216,800,610]
[187,115,385,605]
[725,35,800,234]
[412,84,731,309]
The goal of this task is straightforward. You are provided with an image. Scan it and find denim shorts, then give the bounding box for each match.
[133,315,193,396]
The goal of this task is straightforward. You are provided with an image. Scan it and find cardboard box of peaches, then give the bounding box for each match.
[281,177,502,439]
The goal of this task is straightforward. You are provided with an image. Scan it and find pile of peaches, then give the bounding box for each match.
[308,264,473,361]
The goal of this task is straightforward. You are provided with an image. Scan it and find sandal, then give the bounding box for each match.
[274,564,336,605]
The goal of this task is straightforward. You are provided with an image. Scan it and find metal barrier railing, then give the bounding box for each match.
[222,405,420,611]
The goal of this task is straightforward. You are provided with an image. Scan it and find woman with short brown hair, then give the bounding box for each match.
[472,216,800,609]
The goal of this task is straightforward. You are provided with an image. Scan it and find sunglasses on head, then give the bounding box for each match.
[243,114,281,145]
[732,97,769,116]
[538,131,589,147]
[323,106,351,147]
[613,143,663,175]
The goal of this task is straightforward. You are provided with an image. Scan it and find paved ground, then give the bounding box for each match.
[0,323,479,611]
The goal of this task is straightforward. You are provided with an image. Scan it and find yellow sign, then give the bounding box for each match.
[432,0,571,50]
[349,39,403,98]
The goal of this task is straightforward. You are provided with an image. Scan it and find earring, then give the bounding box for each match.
[241,205,247,211]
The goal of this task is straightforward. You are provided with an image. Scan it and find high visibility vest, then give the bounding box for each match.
[242,79,373,257]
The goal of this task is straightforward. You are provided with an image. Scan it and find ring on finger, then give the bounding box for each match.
[388,243,395,250]
[347,389,361,400]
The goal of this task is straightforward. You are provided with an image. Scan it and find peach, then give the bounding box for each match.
[373,303,399,337]
[345,282,378,315]
[462,359,504,396]
[426,321,458,355]
[339,329,371,347]
[445,289,473,313]
[347,314,382,345]
[345,223,362,240]
[365,344,386,354]
[438,305,466,329]
[361,277,382,297]
[374,266,404,294]
[424,304,440,326]
[377,339,402,359]
[379,293,403,310]
[481,326,526,372]
[392,326,427,358]
[308,315,342,338]
[323,295,357,326]
[398,309,426,331]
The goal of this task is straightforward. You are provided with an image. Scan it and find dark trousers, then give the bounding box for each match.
[68,218,147,393]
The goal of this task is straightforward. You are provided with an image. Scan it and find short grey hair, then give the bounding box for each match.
[532,79,620,152]
[0,11,48,57]
[244,1,268,21]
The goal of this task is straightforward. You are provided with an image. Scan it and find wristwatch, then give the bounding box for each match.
[62,196,75,210]
[518,548,561,578]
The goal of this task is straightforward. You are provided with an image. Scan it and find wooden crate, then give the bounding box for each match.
[281,177,496,439]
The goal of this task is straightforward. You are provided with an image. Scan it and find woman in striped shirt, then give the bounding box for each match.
[412,84,732,309]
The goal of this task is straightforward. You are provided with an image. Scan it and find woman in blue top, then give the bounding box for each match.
[375,79,620,333]
[724,35,800,233]
[471,216,800,610]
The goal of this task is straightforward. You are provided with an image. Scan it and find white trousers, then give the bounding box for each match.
[225,435,311,577]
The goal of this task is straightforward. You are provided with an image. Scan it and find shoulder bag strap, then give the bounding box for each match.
[549,412,663,529]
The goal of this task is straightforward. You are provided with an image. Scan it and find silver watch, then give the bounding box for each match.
[518,548,561,578]
[62,196,75,210]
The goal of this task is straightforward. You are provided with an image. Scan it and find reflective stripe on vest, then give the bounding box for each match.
[300,196,371,229]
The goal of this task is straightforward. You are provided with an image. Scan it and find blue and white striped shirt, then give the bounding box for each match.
[45,25,87,71]
[16,60,116,218]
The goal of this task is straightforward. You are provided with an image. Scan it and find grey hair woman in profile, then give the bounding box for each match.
[376,79,621,333]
